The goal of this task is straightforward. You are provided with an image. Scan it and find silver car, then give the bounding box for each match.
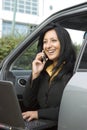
[0,2,87,130]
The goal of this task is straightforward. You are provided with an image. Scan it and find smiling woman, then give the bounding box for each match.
[22,23,76,129]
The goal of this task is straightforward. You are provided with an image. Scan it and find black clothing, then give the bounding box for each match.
[23,71,72,121]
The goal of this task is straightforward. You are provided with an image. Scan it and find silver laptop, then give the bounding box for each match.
[0,80,57,130]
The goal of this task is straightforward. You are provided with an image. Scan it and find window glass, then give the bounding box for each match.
[79,44,87,69]
[12,40,38,70]
[3,0,14,11]
[2,21,12,35]
[2,21,36,36]
[3,0,38,15]
[67,29,84,56]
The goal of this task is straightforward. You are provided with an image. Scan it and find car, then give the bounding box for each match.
[0,2,87,130]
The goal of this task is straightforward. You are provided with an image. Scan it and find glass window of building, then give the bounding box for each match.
[2,0,14,11]
[3,0,38,15]
[2,21,36,36]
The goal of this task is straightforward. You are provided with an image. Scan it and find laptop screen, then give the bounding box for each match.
[0,80,25,129]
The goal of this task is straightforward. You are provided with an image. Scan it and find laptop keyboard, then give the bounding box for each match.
[25,120,47,130]
[24,119,57,130]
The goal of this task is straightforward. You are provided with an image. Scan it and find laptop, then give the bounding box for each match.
[0,80,57,130]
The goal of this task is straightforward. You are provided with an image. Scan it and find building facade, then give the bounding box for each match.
[0,0,55,38]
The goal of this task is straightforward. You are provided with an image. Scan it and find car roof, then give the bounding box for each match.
[46,2,87,31]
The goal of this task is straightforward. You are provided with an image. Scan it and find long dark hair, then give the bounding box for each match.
[37,23,76,79]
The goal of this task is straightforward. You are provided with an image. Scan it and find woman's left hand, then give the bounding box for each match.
[22,111,38,121]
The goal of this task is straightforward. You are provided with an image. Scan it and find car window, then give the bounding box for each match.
[67,29,84,55]
[11,28,84,71]
[79,43,87,69]
[12,40,38,70]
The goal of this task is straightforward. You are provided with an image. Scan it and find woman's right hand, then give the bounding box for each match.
[32,51,47,80]
[22,111,38,121]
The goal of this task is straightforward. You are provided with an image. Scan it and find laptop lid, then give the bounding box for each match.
[0,80,25,129]
[0,80,57,130]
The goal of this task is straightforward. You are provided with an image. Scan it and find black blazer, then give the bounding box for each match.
[23,71,72,121]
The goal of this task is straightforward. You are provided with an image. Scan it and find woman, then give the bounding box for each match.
[22,23,76,122]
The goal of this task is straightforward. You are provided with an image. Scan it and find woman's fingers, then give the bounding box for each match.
[22,111,38,121]
[22,112,29,120]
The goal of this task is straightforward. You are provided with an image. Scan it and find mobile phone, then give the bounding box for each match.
[42,55,46,62]
[42,51,47,62]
